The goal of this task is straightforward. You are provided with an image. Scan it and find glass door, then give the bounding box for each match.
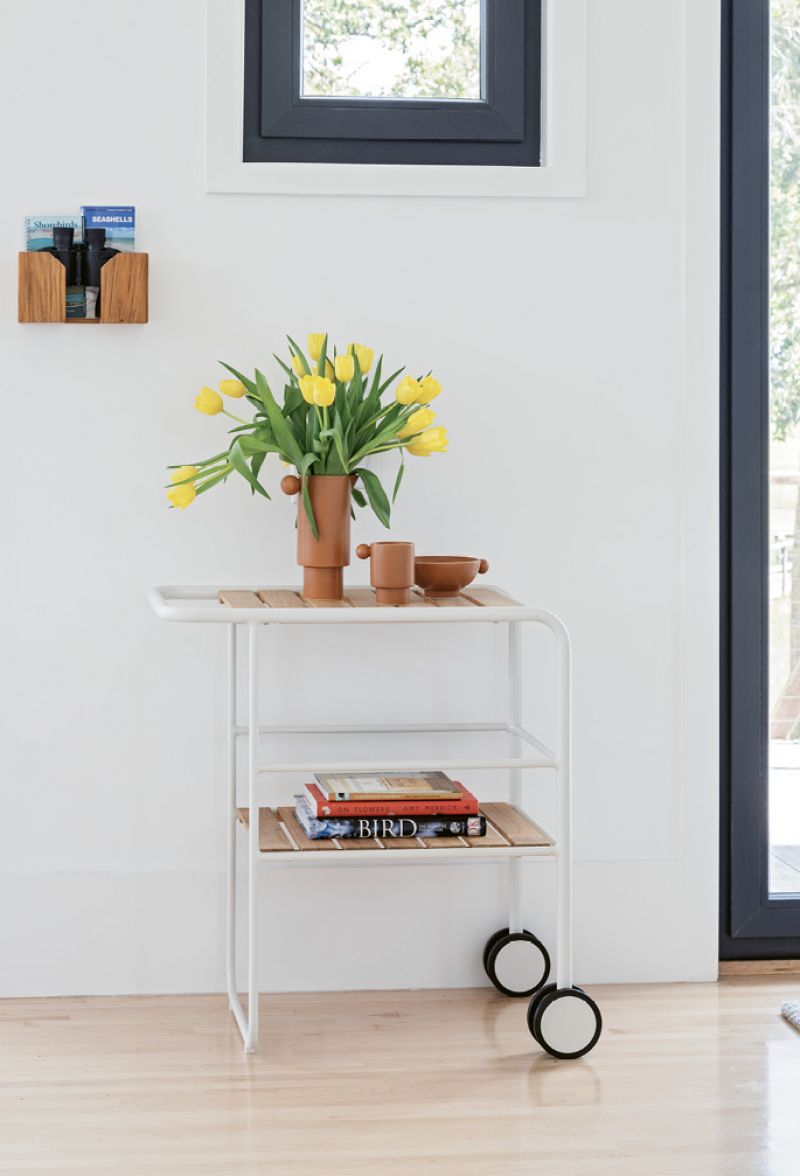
[769,1,800,896]
[723,0,800,956]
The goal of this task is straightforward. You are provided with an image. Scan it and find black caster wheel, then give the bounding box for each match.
[526,983,558,1045]
[527,986,602,1060]
[483,929,550,998]
[482,927,509,974]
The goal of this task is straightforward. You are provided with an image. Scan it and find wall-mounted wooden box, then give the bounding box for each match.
[18,251,148,324]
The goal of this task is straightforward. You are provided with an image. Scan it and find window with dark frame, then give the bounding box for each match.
[243,0,542,166]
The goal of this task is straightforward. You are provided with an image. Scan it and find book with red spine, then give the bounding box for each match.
[302,781,479,818]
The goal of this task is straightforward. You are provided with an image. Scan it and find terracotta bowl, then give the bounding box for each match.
[414,556,489,598]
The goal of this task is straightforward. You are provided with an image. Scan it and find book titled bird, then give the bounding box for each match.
[294,797,486,840]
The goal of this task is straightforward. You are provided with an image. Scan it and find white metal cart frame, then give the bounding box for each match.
[149,586,600,1059]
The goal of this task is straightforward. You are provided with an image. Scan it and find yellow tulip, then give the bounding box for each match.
[195,386,224,415]
[307,333,326,362]
[292,354,307,377]
[169,466,198,484]
[166,482,196,509]
[418,375,442,403]
[325,359,335,381]
[397,407,435,439]
[219,378,246,399]
[335,353,355,382]
[312,375,335,407]
[348,343,374,374]
[300,374,335,407]
[396,376,423,405]
[406,426,448,457]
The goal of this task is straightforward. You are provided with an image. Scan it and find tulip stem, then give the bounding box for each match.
[223,409,248,425]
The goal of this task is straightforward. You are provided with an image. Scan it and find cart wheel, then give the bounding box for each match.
[525,983,557,1044]
[484,930,550,998]
[482,927,510,973]
[527,986,602,1059]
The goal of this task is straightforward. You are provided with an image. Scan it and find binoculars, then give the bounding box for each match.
[45,226,119,318]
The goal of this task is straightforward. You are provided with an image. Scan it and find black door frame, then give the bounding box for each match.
[721,0,800,958]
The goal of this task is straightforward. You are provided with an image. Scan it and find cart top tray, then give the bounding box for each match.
[237,802,554,857]
[149,585,563,630]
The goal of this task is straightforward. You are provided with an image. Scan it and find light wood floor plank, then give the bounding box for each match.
[1,980,799,1174]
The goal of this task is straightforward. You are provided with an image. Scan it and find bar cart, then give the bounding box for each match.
[148,583,602,1060]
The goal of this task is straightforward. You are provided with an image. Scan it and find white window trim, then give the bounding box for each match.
[205,0,586,198]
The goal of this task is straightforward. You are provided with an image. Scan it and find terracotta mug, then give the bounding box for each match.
[356,541,415,606]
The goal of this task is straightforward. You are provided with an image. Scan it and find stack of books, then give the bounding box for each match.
[294,771,486,841]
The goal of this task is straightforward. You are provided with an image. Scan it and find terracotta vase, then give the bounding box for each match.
[281,474,353,600]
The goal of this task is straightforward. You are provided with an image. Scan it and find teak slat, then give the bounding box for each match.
[236,807,292,852]
[257,589,305,609]
[344,588,378,608]
[421,836,467,848]
[472,821,511,848]
[408,591,438,607]
[481,803,552,847]
[218,590,265,608]
[461,587,522,608]
[260,808,292,852]
[302,597,352,608]
[381,837,427,850]
[429,595,475,608]
[337,835,382,850]
[18,252,65,322]
[277,807,336,851]
[100,252,148,324]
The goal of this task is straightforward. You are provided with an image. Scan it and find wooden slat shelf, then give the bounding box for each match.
[236,802,552,854]
[220,586,521,610]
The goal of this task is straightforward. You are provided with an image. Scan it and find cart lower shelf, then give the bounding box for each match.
[236,802,555,860]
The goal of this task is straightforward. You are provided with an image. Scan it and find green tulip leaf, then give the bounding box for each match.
[273,354,295,382]
[230,440,270,498]
[195,468,233,496]
[378,366,405,397]
[251,452,266,483]
[286,336,311,376]
[356,467,391,529]
[392,458,405,504]
[301,475,319,539]
[254,369,305,469]
[370,355,383,399]
[352,486,367,509]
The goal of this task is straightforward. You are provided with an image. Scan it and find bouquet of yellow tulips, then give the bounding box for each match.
[166,333,448,535]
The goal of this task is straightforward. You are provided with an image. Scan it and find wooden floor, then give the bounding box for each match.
[1,980,799,1175]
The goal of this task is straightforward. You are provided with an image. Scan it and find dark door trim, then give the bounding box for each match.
[721,0,800,958]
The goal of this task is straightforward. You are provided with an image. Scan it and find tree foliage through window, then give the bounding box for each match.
[771,0,800,442]
[302,0,481,100]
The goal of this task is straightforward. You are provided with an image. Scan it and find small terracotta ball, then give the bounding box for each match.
[281,474,301,496]
[356,544,371,560]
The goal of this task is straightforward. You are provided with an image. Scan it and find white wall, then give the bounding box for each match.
[0,0,719,996]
